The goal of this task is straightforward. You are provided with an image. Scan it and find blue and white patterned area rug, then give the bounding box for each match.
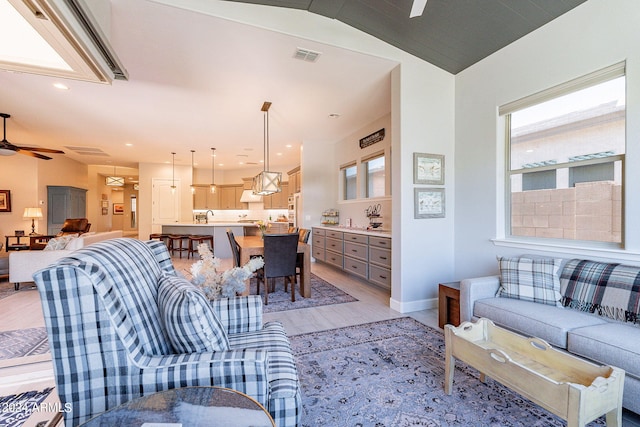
[0,388,54,427]
[250,273,358,313]
[290,317,606,427]
[0,327,49,360]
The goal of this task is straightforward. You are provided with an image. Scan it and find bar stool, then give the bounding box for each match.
[188,235,214,259]
[149,233,170,248]
[168,234,190,258]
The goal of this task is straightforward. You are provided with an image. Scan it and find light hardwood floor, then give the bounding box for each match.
[3,256,638,426]
[0,257,437,427]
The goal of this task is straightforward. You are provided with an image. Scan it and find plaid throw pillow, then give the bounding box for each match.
[497,256,562,306]
[157,274,230,353]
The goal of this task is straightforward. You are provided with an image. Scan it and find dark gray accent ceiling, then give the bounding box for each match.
[224,0,587,74]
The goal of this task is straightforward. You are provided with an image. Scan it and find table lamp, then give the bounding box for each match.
[23,207,43,235]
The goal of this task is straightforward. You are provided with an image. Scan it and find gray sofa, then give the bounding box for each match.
[460,257,640,414]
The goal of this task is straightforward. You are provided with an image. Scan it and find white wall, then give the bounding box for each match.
[0,155,87,238]
[454,0,640,279]
[179,1,457,312]
[331,114,391,230]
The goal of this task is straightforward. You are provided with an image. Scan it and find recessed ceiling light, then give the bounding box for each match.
[276,152,282,156]
[286,144,292,148]
[329,113,340,119]
[125,143,133,147]
[53,82,69,90]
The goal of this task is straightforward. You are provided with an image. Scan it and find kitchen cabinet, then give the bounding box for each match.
[219,185,244,209]
[287,166,301,196]
[263,183,288,209]
[311,227,391,290]
[193,185,220,209]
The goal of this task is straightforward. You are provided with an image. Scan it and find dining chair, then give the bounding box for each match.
[257,233,299,304]
[298,228,310,244]
[295,228,310,285]
[226,229,241,268]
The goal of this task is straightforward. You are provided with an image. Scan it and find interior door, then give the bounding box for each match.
[152,178,180,225]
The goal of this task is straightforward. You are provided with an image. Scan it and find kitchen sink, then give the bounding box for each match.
[237,219,259,223]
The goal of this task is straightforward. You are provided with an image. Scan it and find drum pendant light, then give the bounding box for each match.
[252,101,282,195]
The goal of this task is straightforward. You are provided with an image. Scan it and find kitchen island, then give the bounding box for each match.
[161,222,257,259]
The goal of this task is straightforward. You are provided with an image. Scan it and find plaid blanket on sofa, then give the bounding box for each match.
[560,259,640,324]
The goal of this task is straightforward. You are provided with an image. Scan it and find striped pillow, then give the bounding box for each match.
[157,274,230,353]
[497,256,562,307]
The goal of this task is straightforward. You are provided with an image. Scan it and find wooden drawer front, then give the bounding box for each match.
[326,230,343,239]
[369,247,391,268]
[312,228,325,236]
[325,237,343,253]
[312,246,325,261]
[325,251,343,268]
[344,257,367,279]
[369,236,391,249]
[344,242,368,261]
[344,232,368,244]
[369,265,391,290]
[312,235,325,248]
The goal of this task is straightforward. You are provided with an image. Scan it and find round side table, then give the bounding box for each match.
[80,386,275,427]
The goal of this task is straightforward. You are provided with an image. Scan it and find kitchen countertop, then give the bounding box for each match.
[318,225,391,238]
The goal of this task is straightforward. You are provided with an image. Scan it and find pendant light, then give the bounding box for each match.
[210,147,217,194]
[106,165,124,186]
[170,152,176,194]
[190,149,196,194]
[252,101,282,195]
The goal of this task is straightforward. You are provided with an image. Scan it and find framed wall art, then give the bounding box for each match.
[414,187,445,219]
[0,190,11,212]
[413,153,444,185]
[113,203,124,215]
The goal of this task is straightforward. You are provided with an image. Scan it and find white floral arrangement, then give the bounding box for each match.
[190,243,264,299]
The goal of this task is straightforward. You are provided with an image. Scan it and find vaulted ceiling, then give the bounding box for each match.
[225,0,588,74]
[0,0,588,175]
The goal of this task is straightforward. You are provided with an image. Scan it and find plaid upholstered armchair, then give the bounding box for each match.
[33,238,301,426]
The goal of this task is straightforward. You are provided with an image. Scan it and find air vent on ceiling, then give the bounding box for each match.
[293,48,321,63]
[65,146,109,156]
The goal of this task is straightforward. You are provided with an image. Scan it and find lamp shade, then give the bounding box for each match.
[106,176,124,186]
[252,171,282,196]
[23,207,43,219]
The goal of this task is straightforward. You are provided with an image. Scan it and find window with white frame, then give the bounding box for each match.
[501,63,625,245]
[342,163,357,200]
[365,154,385,198]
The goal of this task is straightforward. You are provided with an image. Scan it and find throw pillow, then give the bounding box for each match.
[43,235,77,251]
[157,273,230,353]
[497,256,562,306]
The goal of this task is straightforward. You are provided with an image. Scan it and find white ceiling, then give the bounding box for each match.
[0,0,396,173]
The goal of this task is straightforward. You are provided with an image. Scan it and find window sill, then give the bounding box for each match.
[492,238,640,263]
[338,196,391,204]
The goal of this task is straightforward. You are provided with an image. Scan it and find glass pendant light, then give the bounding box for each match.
[210,147,217,194]
[190,149,196,194]
[171,152,176,194]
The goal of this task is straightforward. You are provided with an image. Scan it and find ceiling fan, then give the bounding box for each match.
[0,113,64,160]
[410,0,428,18]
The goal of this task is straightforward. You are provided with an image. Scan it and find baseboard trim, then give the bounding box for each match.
[389,297,437,313]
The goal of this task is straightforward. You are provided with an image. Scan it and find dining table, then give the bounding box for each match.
[234,235,311,298]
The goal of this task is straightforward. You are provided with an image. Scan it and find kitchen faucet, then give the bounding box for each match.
[205,210,214,223]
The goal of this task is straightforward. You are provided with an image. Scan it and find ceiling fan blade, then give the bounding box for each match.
[16,148,52,160]
[410,0,427,18]
[17,146,65,154]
